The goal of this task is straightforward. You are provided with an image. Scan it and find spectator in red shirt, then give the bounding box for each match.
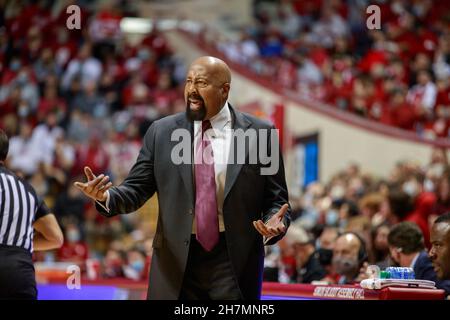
[385,186,432,249]
[37,84,67,122]
[73,133,110,178]
[389,88,418,131]
[435,169,450,217]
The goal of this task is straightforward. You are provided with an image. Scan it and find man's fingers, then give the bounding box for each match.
[74,181,86,190]
[258,220,277,237]
[275,204,289,219]
[101,181,113,192]
[86,174,105,192]
[84,166,96,181]
[96,175,110,190]
[253,220,271,237]
[275,224,286,234]
[266,226,280,237]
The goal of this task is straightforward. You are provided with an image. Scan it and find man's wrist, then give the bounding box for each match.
[95,191,110,212]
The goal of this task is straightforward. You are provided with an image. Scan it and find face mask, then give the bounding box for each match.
[131,260,144,273]
[138,49,151,61]
[326,209,339,226]
[317,248,333,266]
[16,72,28,85]
[10,60,21,71]
[424,179,434,192]
[403,181,419,197]
[18,104,30,118]
[67,230,80,242]
[333,256,358,275]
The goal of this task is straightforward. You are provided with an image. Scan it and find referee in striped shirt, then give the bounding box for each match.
[0,129,63,300]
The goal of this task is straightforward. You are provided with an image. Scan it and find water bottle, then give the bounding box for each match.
[384,267,415,279]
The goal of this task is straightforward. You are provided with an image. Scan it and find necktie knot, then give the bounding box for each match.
[202,120,212,135]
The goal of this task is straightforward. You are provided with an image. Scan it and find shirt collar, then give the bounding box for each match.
[195,101,231,132]
[410,252,420,269]
[209,101,232,131]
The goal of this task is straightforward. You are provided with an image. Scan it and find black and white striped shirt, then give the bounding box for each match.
[0,165,50,253]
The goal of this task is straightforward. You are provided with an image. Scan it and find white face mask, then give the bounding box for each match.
[424,179,435,192]
[326,209,339,226]
[67,229,80,242]
[403,181,419,197]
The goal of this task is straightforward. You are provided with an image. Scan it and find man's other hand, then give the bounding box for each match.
[74,166,112,202]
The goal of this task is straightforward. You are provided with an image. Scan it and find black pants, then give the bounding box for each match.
[179,232,242,300]
[0,245,37,300]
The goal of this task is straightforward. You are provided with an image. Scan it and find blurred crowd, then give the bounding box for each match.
[263,147,450,295]
[0,0,186,281]
[210,0,450,138]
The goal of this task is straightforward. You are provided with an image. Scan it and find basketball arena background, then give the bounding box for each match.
[1,0,449,300]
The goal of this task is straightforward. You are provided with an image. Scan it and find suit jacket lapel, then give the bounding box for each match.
[224,105,252,201]
[175,115,195,206]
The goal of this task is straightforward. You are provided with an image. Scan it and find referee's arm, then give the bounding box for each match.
[33,214,64,251]
[32,200,64,251]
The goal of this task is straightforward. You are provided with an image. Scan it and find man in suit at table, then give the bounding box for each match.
[388,221,450,295]
[74,56,291,300]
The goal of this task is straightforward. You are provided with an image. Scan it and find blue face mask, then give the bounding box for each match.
[131,260,144,273]
[326,209,339,226]
[10,60,21,71]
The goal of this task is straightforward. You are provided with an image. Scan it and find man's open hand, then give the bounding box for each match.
[253,203,288,242]
[74,166,112,202]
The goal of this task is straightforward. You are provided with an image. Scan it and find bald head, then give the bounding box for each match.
[190,56,231,85]
[333,233,365,278]
[184,56,231,121]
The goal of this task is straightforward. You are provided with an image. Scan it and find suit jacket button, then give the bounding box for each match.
[188,208,193,215]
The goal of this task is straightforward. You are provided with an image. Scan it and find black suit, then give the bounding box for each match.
[96,105,291,299]
[414,251,450,296]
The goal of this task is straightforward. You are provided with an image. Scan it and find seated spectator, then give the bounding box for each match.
[123,248,148,281]
[102,248,125,279]
[284,224,327,284]
[434,168,450,217]
[388,222,450,295]
[315,226,338,275]
[61,43,102,91]
[36,84,67,123]
[407,70,437,130]
[388,88,418,131]
[53,178,86,228]
[429,213,450,287]
[384,187,431,248]
[359,192,384,227]
[7,121,42,176]
[30,109,64,166]
[71,80,109,118]
[331,232,368,284]
[370,222,391,269]
[57,223,89,271]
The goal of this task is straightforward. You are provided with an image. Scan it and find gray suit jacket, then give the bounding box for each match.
[96,105,291,299]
